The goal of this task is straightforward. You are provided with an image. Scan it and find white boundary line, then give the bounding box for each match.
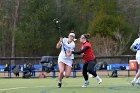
[0,84,99,91]
[0,87,28,91]
[0,86,46,91]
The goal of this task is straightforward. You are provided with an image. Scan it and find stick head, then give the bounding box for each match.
[53,18,60,24]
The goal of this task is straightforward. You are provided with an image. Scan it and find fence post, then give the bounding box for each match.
[128,56,130,77]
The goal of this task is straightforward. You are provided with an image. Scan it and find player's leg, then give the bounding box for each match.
[87,60,102,84]
[131,57,139,85]
[82,62,89,87]
[136,64,140,78]
[58,62,65,88]
[64,65,72,78]
[136,77,140,85]
[133,64,140,85]
[131,58,140,86]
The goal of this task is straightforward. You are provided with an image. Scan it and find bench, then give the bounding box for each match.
[0,63,138,78]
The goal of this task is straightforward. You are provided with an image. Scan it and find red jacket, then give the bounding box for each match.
[80,42,95,62]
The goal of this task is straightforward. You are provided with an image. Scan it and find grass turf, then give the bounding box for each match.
[0,77,140,93]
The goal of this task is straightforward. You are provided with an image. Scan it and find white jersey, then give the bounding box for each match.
[132,38,140,55]
[132,37,140,64]
[58,38,75,59]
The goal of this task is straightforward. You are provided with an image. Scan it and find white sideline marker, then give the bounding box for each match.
[0,86,46,91]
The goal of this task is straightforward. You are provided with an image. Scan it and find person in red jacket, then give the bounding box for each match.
[72,34,102,87]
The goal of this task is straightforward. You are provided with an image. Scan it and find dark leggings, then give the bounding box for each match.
[82,59,97,81]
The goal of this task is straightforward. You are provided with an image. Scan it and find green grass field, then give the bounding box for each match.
[0,77,139,93]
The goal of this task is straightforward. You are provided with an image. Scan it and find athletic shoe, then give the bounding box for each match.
[131,80,136,86]
[58,82,62,88]
[137,83,140,85]
[82,81,89,87]
[97,78,102,84]
[136,80,140,85]
[135,78,140,85]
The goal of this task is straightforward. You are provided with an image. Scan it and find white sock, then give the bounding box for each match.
[84,80,89,83]
[138,77,140,81]
[58,80,62,83]
[133,77,137,81]
[136,77,140,82]
[95,76,100,80]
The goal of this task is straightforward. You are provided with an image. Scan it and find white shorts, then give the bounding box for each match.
[136,56,140,64]
[58,57,73,67]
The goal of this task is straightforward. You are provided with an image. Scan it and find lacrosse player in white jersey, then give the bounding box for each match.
[130,28,140,86]
[56,32,76,88]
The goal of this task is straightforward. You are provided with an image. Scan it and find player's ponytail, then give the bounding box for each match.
[83,33,90,39]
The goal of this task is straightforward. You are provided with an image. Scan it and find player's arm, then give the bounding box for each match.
[56,37,63,49]
[130,44,137,52]
[66,43,75,57]
[72,46,89,55]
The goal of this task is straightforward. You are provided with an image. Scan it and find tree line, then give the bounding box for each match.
[0,0,139,57]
